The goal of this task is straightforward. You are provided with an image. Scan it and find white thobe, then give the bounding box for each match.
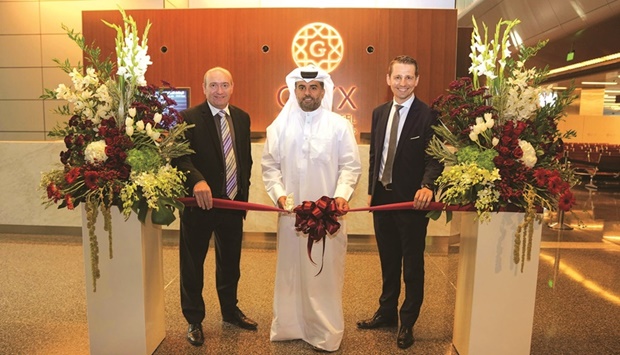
[262,107,361,351]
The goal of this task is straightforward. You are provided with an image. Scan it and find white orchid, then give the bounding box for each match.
[518,140,537,168]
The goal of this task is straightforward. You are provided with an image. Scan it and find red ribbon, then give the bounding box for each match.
[177,197,540,275]
[292,196,342,275]
[177,197,287,212]
[178,197,538,214]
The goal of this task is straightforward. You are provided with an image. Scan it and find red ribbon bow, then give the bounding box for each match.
[293,196,342,275]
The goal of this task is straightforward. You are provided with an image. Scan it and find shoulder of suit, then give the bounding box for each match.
[180,100,208,118]
[412,97,430,111]
[372,101,392,114]
[228,104,249,117]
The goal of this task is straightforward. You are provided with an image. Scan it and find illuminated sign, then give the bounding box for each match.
[286,22,361,138]
[292,22,344,73]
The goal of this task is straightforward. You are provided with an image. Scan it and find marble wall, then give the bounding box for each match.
[0,141,459,237]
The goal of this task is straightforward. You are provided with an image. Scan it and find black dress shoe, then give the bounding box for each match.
[397,326,414,349]
[223,309,258,330]
[187,323,204,346]
[356,312,398,329]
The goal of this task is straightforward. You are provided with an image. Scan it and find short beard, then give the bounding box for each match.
[299,98,321,112]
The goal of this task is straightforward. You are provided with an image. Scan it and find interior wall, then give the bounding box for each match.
[82,8,458,135]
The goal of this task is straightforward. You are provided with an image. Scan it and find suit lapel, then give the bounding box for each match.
[394,99,420,159]
[376,103,392,160]
[202,103,225,164]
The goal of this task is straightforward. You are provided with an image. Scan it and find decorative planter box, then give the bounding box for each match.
[453,211,542,355]
[81,207,165,355]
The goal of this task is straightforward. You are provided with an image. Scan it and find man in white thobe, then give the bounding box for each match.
[262,66,361,352]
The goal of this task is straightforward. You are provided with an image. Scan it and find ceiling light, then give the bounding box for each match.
[581,81,617,85]
[548,52,620,75]
[606,90,620,94]
[552,86,567,90]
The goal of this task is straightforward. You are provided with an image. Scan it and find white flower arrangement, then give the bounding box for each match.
[40,8,194,291]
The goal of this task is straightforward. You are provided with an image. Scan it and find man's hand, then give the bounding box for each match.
[413,187,433,210]
[334,197,349,215]
[193,180,213,210]
[277,196,288,210]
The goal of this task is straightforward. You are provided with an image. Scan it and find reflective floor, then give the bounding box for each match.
[0,182,618,354]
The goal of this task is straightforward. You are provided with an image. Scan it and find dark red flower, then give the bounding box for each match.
[547,176,563,194]
[64,134,73,147]
[533,169,548,187]
[84,171,100,190]
[501,135,513,146]
[558,190,576,211]
[513,147,523,159]
[65,167,81,184]
[46,183,61,201]
[65,195,75,210]
[75,135,85,147]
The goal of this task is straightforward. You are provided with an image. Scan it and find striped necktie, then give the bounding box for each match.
[218,110,237,199]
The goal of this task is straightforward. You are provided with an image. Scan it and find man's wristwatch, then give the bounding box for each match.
[421,183,434,190]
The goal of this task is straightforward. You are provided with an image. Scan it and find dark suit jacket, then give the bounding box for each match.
[173,100,252,203]
[368,97,443,203]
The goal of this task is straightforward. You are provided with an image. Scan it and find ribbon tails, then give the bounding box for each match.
[293,196,342,275]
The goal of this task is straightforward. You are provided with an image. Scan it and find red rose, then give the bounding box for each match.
[500,135,513,146]
[513,146,523,159]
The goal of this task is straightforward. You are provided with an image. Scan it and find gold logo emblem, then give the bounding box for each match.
[292,22,344,73]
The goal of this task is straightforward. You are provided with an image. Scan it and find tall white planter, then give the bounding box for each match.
[81,206,166,355]
[453,211,542,355]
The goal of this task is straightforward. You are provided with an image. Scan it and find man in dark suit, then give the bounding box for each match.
[173,67,257,347]
[357,55,443,350]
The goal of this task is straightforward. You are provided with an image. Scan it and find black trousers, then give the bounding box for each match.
[372,183,429,327]
[179,206,244,324]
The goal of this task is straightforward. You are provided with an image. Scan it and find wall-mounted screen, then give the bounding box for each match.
[159,87,190,112]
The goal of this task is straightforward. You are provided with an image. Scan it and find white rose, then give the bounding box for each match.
[492,137,499,147]
[136,121,145,131]
[153,113,162,124]
[128,107,137,118]
[126,125,134,137]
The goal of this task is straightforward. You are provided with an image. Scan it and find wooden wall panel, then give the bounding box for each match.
[83,8,457,135]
